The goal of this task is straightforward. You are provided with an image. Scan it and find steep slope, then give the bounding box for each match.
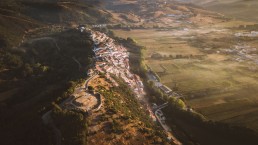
[86,77,172,145]
[0,1,171,145]
[0,1,106,145]
[0,28,94,145]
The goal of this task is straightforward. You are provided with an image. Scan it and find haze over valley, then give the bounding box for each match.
[1,0,258,145]
[189,0,258,21]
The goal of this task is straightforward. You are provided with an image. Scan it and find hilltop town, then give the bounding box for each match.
[2,0,258,145]
[89,30,145,97]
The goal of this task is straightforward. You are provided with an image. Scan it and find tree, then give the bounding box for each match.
[168,97,177,106]
[149,81,154,88]
[88,85,93,90]
[176,99,186,109]
[22,64,33,77]
[115,23,122,28]
[68,81,76,88]
[88,85,94,93]
[108,30,115,37]
[101,27,109,33]
[168,97,185,109]
[127,37,137,44]
[4,53,23,68]
[51,106,87,145]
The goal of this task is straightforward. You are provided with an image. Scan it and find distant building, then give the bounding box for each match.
[78,25,86,32]
[159,85,172,94]
[87,69,94,76]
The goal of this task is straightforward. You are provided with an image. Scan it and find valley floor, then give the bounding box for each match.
[111,0,258,132]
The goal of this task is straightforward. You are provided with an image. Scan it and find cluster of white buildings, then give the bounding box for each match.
[89,30,145,97]
[92,24,107,28]
[232,30,258,65]
[221,44,258,64]
[234,45,258,64]
[156,109,167,125]
[235,31,258,37]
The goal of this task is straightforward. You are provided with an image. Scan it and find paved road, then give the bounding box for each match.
[41,74,98,145]
[154,102,168,111]
[147,71,162,87]
[154,103,182,145]
[148,70,183,145]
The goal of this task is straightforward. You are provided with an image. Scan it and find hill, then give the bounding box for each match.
[0,1,172,145]
[188,0,258,22]
[2,0,258,145]
[0,28,94,145]
[0,1,107,145]
[0,0,114,48]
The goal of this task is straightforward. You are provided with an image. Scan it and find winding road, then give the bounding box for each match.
[41,73,98,145]
[154,103,182,145]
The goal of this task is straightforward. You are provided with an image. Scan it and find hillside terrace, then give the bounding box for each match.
[89,30,145,97]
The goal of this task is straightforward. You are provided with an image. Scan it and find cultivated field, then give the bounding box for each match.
[113,26,258,131]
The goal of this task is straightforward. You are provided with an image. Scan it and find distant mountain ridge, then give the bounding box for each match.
[0,0,113,48]
[188,0,258,21]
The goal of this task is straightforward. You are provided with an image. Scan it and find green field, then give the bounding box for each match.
[113,28,258,131]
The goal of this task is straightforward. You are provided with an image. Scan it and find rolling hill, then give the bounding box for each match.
[188,0,258,22]
[0,1,172,145]
[0,0,114,48]
[0,1,112,145]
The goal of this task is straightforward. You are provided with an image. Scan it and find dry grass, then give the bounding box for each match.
[87,78,171,145]
[88,76,112,90]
